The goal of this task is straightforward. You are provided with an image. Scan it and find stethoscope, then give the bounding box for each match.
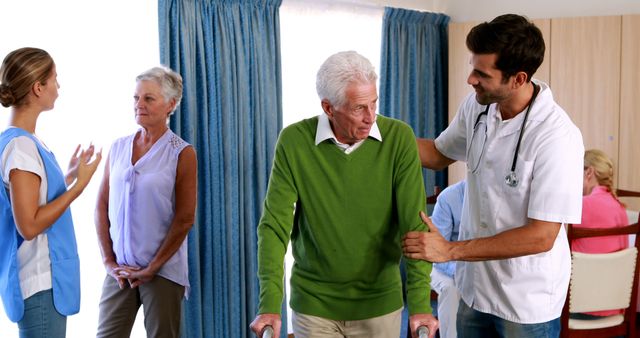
[473,83,540,188]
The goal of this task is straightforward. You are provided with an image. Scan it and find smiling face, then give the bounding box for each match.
[323,81,378,145]
[467,53,515,106]
[133,79,175,128]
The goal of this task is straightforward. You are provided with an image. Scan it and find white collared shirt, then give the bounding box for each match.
[434,80,584,323]
[315,113,382,153]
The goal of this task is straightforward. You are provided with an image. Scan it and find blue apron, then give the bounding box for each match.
[0,128,80,322]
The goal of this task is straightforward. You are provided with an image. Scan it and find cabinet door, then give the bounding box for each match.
[550,16,622,173]
[446,19,550,185]
[619,14,640,210]
[447,21,478,185]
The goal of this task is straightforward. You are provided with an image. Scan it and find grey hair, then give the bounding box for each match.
[136,66,183,113]
[316,51,377,108]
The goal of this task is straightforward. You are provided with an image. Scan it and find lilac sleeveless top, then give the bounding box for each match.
[108,129,190,292]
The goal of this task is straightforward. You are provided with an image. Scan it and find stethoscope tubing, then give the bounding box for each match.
[471,83,540,187]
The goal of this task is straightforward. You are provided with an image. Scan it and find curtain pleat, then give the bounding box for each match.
[158,0,283,337]
[379,7,450,193]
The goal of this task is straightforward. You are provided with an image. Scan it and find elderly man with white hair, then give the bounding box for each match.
[250,51,438,338]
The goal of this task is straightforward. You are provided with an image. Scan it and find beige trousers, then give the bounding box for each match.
[292,307,403,338]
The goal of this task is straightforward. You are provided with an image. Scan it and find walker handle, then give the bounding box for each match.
[417,325,430,338]
[262,325,274,338]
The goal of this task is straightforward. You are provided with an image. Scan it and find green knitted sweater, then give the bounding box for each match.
[257,115,431,320]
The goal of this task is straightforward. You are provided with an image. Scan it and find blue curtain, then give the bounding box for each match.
[158,0,283,337]
[379,7,450,193]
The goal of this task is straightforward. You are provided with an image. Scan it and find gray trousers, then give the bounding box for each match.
[96,275,185,338]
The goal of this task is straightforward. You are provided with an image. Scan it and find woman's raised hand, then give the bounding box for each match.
[69,144,102,192]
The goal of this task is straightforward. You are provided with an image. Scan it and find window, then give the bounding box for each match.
[0,1,158,336]
[1,1,385,335]
[280,0,383,126]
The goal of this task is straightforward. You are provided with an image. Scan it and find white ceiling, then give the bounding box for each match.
[329,0,640,22]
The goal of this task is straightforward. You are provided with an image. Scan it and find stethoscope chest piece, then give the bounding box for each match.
[505,171,519,187]
[502,83,540,189]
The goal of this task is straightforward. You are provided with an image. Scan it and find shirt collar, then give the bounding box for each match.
[490,79,553,137]
[314,113,382,146]
[589,185,609,196]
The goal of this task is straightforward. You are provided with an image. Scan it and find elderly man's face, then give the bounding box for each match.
[324,81,378,145]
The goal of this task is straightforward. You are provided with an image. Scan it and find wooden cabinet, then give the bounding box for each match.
[446,21,477,184]
[619,15,640,210]
[550,16,621,174]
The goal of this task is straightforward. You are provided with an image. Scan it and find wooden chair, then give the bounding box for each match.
[618,189,640,225]
[426,185,442,205]
[561,220,640,338]
[617,189,640,198]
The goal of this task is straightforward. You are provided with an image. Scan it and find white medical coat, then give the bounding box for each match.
[435,80,584,323]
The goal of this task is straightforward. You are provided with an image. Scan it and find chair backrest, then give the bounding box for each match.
[570,247,637,313]
[561,222,640,337]
[426,185,441,205]
[617,189,640,199]
[618,188,640,258]
[618,189,640,224]
[628,210,640,225]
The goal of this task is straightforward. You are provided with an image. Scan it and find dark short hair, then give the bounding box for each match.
[466,14,544,82]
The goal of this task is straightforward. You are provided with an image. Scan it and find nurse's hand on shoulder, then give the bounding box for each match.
[402,211,451,263]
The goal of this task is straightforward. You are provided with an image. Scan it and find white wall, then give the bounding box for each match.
[0,1,158,337]
[437,0,640,22]
[342,0,640,21]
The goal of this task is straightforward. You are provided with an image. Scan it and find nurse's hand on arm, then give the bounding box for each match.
[403,212,451,262]
[403,211,561,262]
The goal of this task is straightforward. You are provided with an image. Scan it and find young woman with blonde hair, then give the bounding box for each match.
[0,47,102,337]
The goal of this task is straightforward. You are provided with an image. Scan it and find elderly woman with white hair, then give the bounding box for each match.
[95,66,197,338]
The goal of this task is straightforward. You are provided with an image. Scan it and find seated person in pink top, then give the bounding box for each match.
[570,149,629,319]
